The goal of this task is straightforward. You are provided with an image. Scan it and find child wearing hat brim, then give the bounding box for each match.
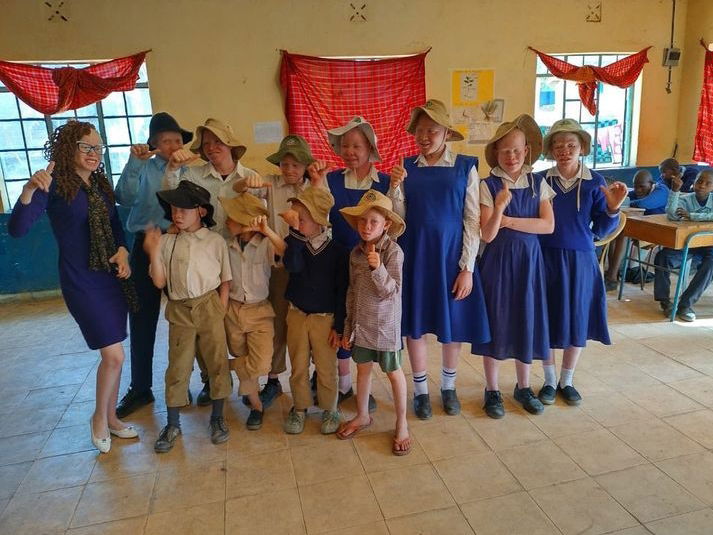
[388,99,490,420]
[473,114,555,419]
[307,117,390,406]
[145,180,233,452]
[114,112,193,419]
[219,193,287,430]
[535,119,627,406]
[337,190,410,455]
[280,188,349,435]
[232,134,315,409]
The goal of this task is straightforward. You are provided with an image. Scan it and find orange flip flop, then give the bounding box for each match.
[336,417,373,440]
[392,435,412,456]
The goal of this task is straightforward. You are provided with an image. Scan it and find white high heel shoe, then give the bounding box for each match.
[109,425,139,439]
[90,418,111,453]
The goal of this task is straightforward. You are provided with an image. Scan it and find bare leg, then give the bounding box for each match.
[387,368,409,442]
[247,390,263,412]
[483,356,500,391]
[562,346,583,371]
[542,349,556,367]
[515,361,531,388]
[605,235,626,282]
[338,358,351,382]
[94,342,125,437]
[337,362,373,436]
[406,336,428,375]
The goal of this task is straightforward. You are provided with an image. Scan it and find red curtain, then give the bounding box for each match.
[529,47,650,115]
[279,51,427,171]
[694,47,713,164]
[0,50,148,115]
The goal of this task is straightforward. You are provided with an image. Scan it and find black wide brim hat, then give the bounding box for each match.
[147,112,193,149]
[156,180,216,227]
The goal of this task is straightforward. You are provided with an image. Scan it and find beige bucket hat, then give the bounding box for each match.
[542,118,592,158]
[189,118,247,160]
[406,99,464,141]
[339,189,405,238]
[484,114,543,169]
[288,187,334,227]
[218,193,268,227]
[327,116,381,162]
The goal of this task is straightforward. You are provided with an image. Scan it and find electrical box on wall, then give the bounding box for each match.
[662,47,681,67]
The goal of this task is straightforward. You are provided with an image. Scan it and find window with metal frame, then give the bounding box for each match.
[533,53,639,171]
[0,62,152,211]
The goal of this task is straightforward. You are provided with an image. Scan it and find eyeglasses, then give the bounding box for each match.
[76,141,105,155]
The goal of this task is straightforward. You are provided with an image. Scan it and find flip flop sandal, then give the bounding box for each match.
[392,435,412,456]
[336,416,373,440]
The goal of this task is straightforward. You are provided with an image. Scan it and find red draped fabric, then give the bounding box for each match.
[529,47,651,115]
[0,51,148,115]
[694,47,713,164]
[279,51,427,171]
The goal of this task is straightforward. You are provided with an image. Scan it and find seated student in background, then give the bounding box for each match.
[659,158,699,193]
[604,170,669,290]
[654,170,713,322]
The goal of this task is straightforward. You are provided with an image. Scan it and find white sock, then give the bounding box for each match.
[441,367,457,391]
[560,368,575,387]
[338,373,351,394]
[413,371,428,396]
[543,364,557,388]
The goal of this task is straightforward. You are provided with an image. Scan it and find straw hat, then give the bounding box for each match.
[327,116,381,162]
[288,187,334,227]
[339,189,405,238]
[156,180,216,227]
[542,118,592,158]
[484,114,543,169]
[189,118,247,160]
[406,99,464,141]
[266,134,315,167]
[218,193,268,227]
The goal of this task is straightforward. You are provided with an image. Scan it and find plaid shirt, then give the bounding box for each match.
[344,233,403,352]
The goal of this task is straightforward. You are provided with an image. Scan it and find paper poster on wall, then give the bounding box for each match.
[253,121,284,144]
[450,69,503,144]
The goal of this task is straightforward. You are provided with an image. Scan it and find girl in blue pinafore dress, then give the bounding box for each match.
[535,119,627,407]
[473,114,555,419]
[389,100,490,420]
[307,116,389,403]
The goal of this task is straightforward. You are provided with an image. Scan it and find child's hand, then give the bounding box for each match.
[143,226,162,256]
[341,336,352,351]
[599,181,628,212]
[307,160,329,187]
[328,329,341,349]
[366,242,380,270]
[130,144,158,160]
[245,175,273,189]
[109,246,131,279]
[494,182,512,211]
[676,207,691,220]
[390,156,407,189]
[452,270,473,300]
[670,173,684,192]
[167,148,200,171]
[249,215,270,234]
[166,223,179,234]
[280,209,300,230]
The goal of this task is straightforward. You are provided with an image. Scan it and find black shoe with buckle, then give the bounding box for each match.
[259,379,282,409]
[514,384,545,415]
[210,417,230,444]
[116,388,155,419]
[246,409,263,431]
[483,389,505,419]
[441,389,461,415]
[154,424,181,453]
[558,384,582,406]
[196,381,211,406]
[414,393,432,420]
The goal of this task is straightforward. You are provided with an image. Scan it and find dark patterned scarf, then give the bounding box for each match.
[82,175,139,312]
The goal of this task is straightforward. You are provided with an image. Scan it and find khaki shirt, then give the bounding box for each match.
[241,173,308,238]
[159,227,232,300]
[343,233,403,352]
[227,234,273,304]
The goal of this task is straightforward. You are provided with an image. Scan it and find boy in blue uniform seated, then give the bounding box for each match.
[659,158,699,193]
[654,170,713,321]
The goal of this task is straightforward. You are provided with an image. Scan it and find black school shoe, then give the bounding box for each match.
[196,381,211,406]
[441,389,461,415]
[538,384,557,405]
[557,384,582,406]
[210,417,230,444]
[514,384,545,415]
[483,389,505,419]
[154,424,181,453]
[259,379,282,409]
[116,388,155,418]
[246,409,263,430]
[414,393,432,420]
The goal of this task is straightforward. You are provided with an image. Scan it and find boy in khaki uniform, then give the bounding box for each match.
[281,187,349,435]
[219,193,286,430]
[145,180,233,453]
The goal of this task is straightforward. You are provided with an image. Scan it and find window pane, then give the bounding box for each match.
[536,56,549,75]
[101,91,126,116]
[566,55,584,66]
[6,180,26,207]
[0,93,19,119]
[52,109,74,119]
[0,121,25,150]
[583,55,600,66]
[125,88,152,115]
[138,63,149,83]
[28,149,48,174]
[51,118,70,131]
[0,151,29,180]
[108,146,130,174]
[18,100,44,119]
[601,55,619,67]
[129,116,150,144]
[23,120,49,149]
[104,118,130,145]
[564,100,581,121]
[534,78,564,128]
[76,103,97,117]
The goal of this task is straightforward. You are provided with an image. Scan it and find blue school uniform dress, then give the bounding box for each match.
[537,165,619,349]
[397,152,490,344]
[472,167,553,362]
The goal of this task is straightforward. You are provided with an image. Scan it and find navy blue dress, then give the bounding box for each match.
[472,173,549,362]
[8,182,128,350]
[399,155,490,344]
[538,168,618,348]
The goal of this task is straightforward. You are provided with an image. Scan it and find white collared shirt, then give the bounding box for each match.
[545,164,592,191]
[321,164,382,192]
[308,228,331,251]
[480,165,557,206]
[388,148,481,272]
[227,234,274,304]
[163,160,261,238]
[158,227,232,301]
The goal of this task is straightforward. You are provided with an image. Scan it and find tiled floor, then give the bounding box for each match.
[2,286,713,534]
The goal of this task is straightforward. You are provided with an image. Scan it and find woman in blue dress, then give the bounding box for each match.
[389,99,490,419]
[473,114,554,419]
[307,116,388,405]
[536,119,627,406]
[9,121,138,453]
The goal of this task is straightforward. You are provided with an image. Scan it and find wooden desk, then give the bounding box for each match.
[619,214,713,320]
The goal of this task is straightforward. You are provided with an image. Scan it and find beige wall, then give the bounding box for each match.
[0,0,696,173]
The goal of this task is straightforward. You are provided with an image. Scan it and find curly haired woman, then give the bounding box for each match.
[9,121,140,453]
